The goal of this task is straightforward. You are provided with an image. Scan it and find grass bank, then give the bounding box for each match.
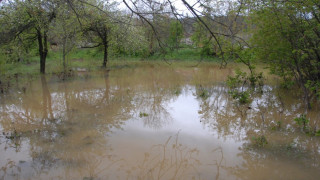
[0,47,222,76]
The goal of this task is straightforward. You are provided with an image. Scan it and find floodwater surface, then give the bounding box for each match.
[0,64,320,180]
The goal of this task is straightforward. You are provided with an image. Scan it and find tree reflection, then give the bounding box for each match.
[134,88,174,129]
[228,139,320,180]
[196,84,320,179]
[196,84,249,141]
[1,66,319,179]
[127,67,183,129]
[197,84,320,140]
[41,75,54,121]
[122,133,223,180]
[0,72,135,179]
[0,68,185,179]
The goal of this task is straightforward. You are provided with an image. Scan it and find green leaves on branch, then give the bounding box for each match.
[305,80,320,99]
[227,69,264,104]
[251,135,268,148]
[248,0,320,104]
[294,114,320,136]
[294,114,309,131]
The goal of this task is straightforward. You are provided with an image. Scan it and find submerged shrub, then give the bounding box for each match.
[251,135,268,148]
[227,69,263,105]
[294,115,320,136]
[294,114,309,131]
[271,121,282,131]
[230,91,251,104]
[198,89,209,99]
[195,85,209,99]
[139,112,149,118]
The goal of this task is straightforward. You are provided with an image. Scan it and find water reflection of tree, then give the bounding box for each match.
[134,89,175,129]
[196,84,249,141]
[41,75,54,121]
[122,133,223,180]
[128,67,183,129]
[0,72,135,179]
[0,68,190,179]
[196,84,320,179]
[228,141,320,180]
[197,84,320,138]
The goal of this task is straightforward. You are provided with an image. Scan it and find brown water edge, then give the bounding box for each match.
[0,64,319,180]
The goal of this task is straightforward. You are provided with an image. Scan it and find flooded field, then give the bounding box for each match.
[1,64,320,180]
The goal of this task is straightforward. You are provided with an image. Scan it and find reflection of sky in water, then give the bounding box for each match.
[112,87,246,173]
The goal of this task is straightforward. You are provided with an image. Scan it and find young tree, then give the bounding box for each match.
[51,1,79,72]
[79,0,120,68]
[26,0,56,74]
[167,20,183,51]
[85,16,112,68]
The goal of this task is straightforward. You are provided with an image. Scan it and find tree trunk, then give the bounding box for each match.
[62,41,66,73]
[0,80,3,93]
[102,41,108,68]
[149,32,154,56]
[37,29,48,74]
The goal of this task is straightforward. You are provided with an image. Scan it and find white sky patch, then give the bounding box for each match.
[115,0,201,16]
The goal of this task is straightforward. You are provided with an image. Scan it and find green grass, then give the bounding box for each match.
[166,48,216,61]
[145,47,220,61]
[0,47,224,77]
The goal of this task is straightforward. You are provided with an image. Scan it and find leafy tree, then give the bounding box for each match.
[0,0,57,74]
[248,0,320,109]
[79,0,121,68]
[110,19,148,57]
[191,19,216,57]
[167,20,183,51]
[51,1,79,72]
[26,0,56,74]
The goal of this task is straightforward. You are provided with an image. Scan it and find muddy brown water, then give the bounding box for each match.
[0,64,320,180]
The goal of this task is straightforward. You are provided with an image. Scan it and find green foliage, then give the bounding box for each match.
[227,69,247,88]
[227,68,264,88]
[0,55,5,75]
[173,88,181,96]
[139,112,149,118]
[4,129,21,140]
[227,70,251,104]
[248,0,320,100]
[281,80,295,89]
[195,85,209,99]
[198,89,209,99]
[251,135,268,148]
[191,21,217,57]
[145,47,218,61]
[306,80,320,99]
[50,2,80,71]
[271,121,282,131]
[167,20,183,51]
[227,67,264,104]
[293,114,320,137]
[109,21,149,57]
[294,114,310,131]
[200,39,216,57]
[231,91,250,104]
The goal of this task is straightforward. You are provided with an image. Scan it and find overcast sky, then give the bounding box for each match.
[116,0,200,16]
